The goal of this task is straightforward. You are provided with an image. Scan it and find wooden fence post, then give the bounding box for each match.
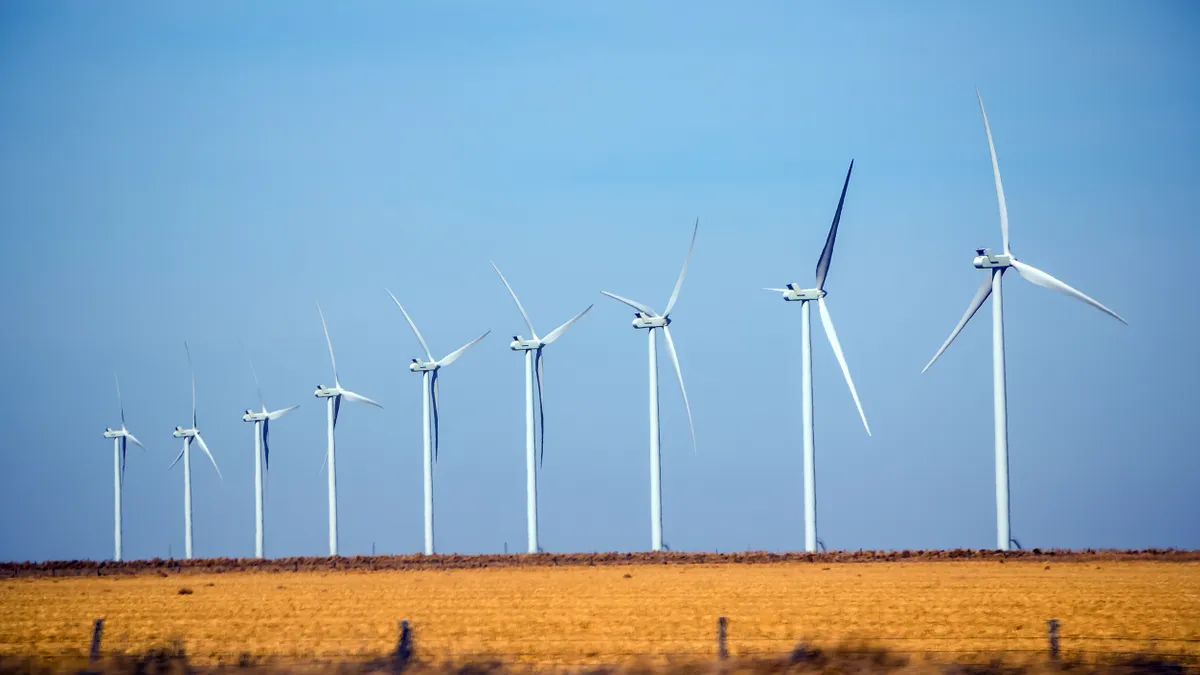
[393,620,413,673]
[717,616,728,660]
[1047,619,1060,661]
[89,619,104,663]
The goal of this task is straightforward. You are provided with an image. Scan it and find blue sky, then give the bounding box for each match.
[1,2,1197,562]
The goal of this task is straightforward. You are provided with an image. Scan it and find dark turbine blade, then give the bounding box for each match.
[814,159,854,291]
[536,348,546,468]
[431,371,440,463]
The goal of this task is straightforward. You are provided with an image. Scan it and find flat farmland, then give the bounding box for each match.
[2,560,1198,665]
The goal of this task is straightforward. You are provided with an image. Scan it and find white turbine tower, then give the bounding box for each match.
[490,262,593,554]
[386,289,489,556]
[765,160,871,553]
[241,355,298,559]
[314,302,383,557]
[168,343,222,560]
[103,375,145,562]
[600,219,698,552]
[922,91,1127,551]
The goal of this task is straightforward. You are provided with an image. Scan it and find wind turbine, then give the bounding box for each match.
[600,219,698,552]
[241,353,298,559]
[314,302,383,557]
[103,375,145,562]
[169,343,222,560]
[765,160,871,554]
[490,262,593,554]
[922,91,1127,550]
[386,289,489,556]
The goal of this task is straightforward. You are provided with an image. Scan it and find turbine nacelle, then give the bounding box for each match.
[314,385,340,398]
[243,410,268,422]
[973,248,1012,269]
[781,284,826,302]
[509,336,542,351]
[409,358,439,373]
[632,313,669,330]
[173,426,197,438]
[103,427,121,438]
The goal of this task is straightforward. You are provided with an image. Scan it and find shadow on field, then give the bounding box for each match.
[0,643,1193,675]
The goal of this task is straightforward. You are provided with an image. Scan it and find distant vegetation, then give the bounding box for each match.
[3,548,1197,578]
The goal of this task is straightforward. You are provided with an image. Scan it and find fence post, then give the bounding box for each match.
[717,616,728,660]
[89,618,104,663]
[1047,619,1060,661]
[393,619,413,673]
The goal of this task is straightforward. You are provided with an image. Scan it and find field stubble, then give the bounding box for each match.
[1,561,1197,666]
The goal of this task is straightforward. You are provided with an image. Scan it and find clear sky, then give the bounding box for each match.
[1,2,1197,562]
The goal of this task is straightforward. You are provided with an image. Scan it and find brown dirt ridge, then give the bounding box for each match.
[3,548,1196,578]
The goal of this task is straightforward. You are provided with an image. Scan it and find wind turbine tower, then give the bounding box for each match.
[490,262,592,554]
[387,289,489,556]
[241,354,298,559]
[169,343,222,560]
[103,375,145,562]
[765,160,871,553]
[313,302,383,557]
[922,91,1127,550]
[600,220,699,552]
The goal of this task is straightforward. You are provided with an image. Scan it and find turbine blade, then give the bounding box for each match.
[763,287,790,293]
[661,326,697,454]
[438,330,490,367]
[385,289,434,361]
[185,342,196,429]
[977,90,1010,255]
[663,218,699,317]
[319,415,330,474]
[168,445,184,471]
[542,304,592,344]
[332,395,341,429]
[125,431,145,450]
[262,419,269,472]
[115,374,125,427]
[1011,259,1128,325]
[243,344,266,412]
[922,272,994,373]
[600,291,657,317]
[120,438,127,486]
[536,348,545,468]
[266,405,300,420]
[490,262,538,339]
[316,301,340,386]
[815,160,854,290]
[193,433,222,481]
[817,297,871,436]
[342,390,383,409]
[431,371,440,463]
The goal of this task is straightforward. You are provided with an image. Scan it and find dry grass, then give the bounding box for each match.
[1,561,1197,666]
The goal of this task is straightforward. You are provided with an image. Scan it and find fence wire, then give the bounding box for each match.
[17,618,1198,669]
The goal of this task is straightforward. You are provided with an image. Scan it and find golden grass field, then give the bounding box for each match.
[1,561,1198,665]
